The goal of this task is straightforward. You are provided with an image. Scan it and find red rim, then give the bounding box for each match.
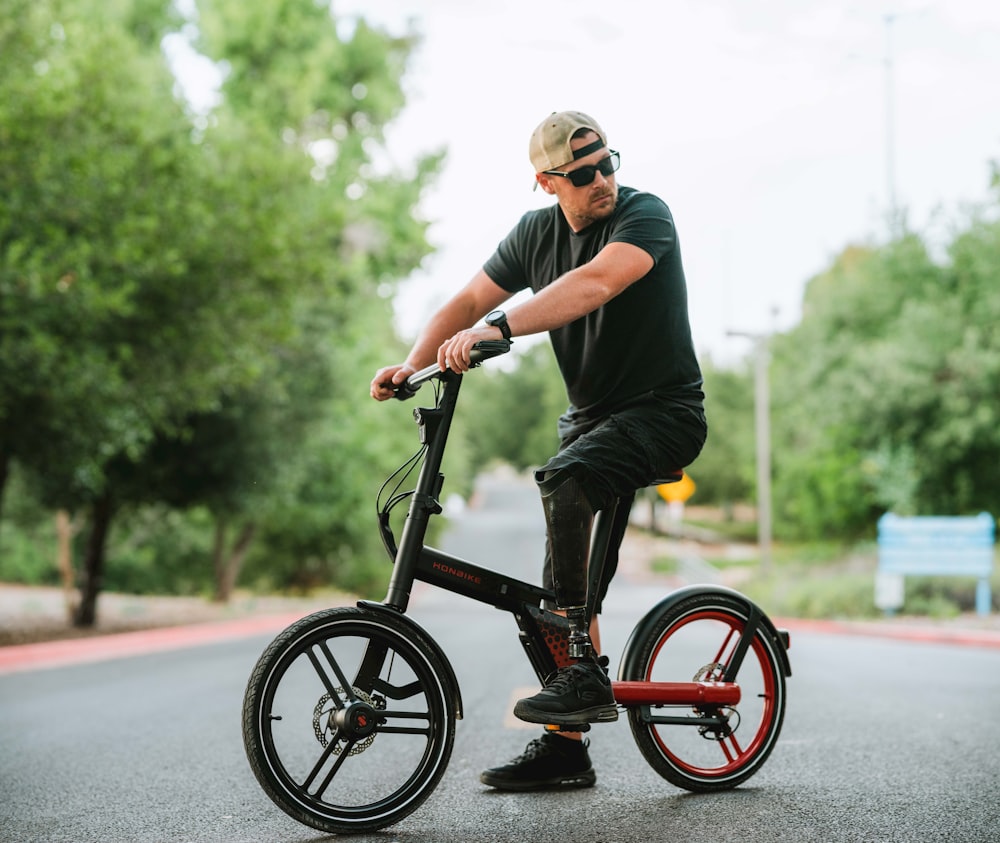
[645,608,779,779]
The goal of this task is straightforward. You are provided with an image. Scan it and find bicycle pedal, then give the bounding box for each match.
[545,723,591,733]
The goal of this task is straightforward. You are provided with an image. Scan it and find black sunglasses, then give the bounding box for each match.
[543,150,620,187]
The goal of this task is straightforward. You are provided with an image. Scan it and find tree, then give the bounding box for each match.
[685,356,754,510]
[167,0,443,599]
[0,0,266,622]
[1,0,442,622]
[768,178,1000,539]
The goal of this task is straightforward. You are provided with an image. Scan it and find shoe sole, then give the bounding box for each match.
[479,769,597,791]
[511,701,619,726]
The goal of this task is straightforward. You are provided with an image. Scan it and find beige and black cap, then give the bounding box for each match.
[528,110,608,173]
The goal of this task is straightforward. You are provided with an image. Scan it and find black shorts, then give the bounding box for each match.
[539,392,706,612]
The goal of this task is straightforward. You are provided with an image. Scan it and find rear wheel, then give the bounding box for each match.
[623,592,786,791]
[242,606,455,833]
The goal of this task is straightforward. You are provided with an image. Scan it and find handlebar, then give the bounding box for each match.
[394,339,512,400]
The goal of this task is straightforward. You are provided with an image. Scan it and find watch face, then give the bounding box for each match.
[486,310,510,339]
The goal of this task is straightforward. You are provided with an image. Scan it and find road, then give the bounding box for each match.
[2,471,999,842]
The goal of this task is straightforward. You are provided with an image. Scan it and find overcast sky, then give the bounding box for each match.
[180,1,1000,364]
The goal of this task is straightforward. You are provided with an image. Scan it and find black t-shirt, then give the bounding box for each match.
[483,186,703,420]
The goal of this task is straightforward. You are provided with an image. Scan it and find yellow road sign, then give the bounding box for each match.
[657,473,696,504]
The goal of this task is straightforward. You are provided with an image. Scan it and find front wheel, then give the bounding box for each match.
[242,606,456,834]
[623,591,786,792]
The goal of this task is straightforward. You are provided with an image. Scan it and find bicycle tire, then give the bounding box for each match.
[623,591,786,792]
[242,606,456,833]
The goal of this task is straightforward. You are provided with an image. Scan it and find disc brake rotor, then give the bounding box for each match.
[693,662,725,682]
[312,688,384,755]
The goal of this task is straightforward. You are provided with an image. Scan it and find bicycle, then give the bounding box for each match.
[242,340,792,834]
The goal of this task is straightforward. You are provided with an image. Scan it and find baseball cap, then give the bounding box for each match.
[528,110,608,172]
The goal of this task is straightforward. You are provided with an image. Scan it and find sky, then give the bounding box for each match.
[177,1,1000,364]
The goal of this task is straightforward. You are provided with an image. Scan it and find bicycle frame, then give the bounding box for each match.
[374,345,759,714]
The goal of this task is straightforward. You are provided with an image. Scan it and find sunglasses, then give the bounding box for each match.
[542,150,620,187]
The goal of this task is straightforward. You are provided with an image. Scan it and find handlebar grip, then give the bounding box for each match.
[392,380,420,401]
[393,338,512,399]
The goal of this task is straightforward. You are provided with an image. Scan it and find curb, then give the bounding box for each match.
[0,612,309,676]
[776,616,1000,650]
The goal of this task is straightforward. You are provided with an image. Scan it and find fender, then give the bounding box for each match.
[618,584,792,681]
[358,600,465,719]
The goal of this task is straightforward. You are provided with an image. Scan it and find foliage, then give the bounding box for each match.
[1,0,219,508]
[768,192,1000,540]
[0,0,442,618]
[684,356,755,508]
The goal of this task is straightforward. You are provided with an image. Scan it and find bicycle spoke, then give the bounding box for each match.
[718,732,744,764]
[306,646,346,706]
[312,739,356,800]
[302,733,351,792]
[320,640,358,702]
[711,627,737,671]
[377,709,432,736]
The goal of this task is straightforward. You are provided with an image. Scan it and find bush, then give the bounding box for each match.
[0,521,59,586]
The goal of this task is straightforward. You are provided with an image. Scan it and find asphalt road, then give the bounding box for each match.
[2,472,999,842]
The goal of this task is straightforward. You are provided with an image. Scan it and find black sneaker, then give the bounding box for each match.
[480,732,596,791]
[513,659,618,726]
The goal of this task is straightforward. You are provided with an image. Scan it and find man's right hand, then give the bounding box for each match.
[370,363,418,401]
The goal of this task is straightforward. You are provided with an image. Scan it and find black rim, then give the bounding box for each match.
[252,616,451,826]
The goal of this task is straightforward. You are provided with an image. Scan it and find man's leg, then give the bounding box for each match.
[511,470,617,727]
[481,397,704,790]
[539,469,594,658]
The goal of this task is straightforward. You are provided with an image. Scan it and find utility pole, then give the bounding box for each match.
[727,326,773,576]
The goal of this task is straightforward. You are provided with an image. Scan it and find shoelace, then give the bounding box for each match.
[511,736,587,764]
[515,738,548,762]
[543,662,597,695]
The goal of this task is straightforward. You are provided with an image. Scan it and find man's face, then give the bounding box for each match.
[535,131,619,231]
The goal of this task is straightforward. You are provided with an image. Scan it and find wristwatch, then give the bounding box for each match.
[485,310,512,341]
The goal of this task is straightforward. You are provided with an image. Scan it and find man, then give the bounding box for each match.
[371,111,706,790]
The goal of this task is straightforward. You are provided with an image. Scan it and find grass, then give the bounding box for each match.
[648,532,999,621]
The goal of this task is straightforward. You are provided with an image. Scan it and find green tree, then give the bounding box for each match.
[769,180,1000,539]
[685,355,754,509]
[170,0,442,599]
[1,0,442,622]
[0,0,277,622]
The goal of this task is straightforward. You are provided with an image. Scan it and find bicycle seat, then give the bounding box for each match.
[649,469,684,485]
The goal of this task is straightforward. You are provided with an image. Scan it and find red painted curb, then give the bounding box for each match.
[0,612,311,676]
[775,617,1000,650]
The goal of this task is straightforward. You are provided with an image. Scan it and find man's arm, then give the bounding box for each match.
[370,271,511,400]
[436,241,653,374]
[508,242,653,335]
